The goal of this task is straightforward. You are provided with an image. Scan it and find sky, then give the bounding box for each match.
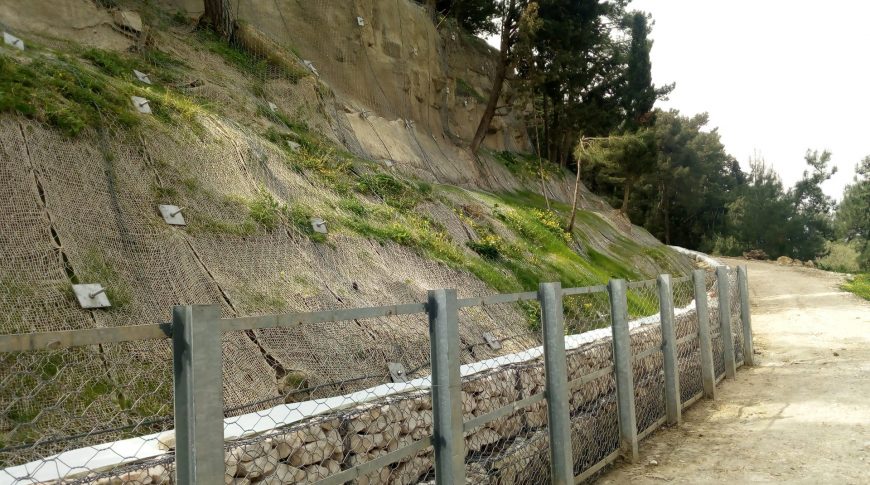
[628,0,867,200]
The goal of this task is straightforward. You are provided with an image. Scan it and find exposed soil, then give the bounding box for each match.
[597,259,870,484]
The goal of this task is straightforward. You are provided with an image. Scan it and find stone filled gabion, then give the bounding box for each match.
[68,306,714,485]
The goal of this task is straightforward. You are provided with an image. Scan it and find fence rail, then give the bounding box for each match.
[0,266,754,484]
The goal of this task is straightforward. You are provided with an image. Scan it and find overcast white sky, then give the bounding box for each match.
[629,0,867,199]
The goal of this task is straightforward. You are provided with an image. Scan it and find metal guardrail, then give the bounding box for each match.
[0,266,754,484]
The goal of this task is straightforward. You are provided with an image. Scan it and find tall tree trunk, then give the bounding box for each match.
[470,1,514,155]
[542,95,550,159]
[203,0,235,39]
[534,112,550,210]
[567,144,583,233]
[470,45,508,154]
[621,180,631,213]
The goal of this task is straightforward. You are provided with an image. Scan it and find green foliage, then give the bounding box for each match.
[583,130,657,212]
[81,48,130,77]
[722,153,836,262]
[467,234,505,259]
[621,11,658,131]
[841,274,870,301]
[338,197,367,217]
[426,1,500,36]
[492,151,559,181]
[834,156,870,270]
[286,204,327,243]
[816,241,861,273]
[455,78,485,102]
[248,188,284,229]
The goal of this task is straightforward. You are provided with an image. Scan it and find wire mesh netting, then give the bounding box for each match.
[625,282,666,436]
[563,289,611,335]
[672,277,704,405]
[0,341,174,484]
[729,269,745,365]
[223,392,436,484]
[563,290,619,481]
[707,271,727,380]
[458,300,549,484]
[220,309,436,484]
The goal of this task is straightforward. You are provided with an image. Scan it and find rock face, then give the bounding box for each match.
[220,0,530,153]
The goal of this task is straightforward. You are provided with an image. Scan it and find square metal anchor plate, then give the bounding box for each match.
[131,96,151,114]
[311,217,328,234]
[72,284,111,309]
[483,332,502,350]
[133,69,152,84]
[159,204,186,226]
[388,362,408,383]
[3,32,24,50]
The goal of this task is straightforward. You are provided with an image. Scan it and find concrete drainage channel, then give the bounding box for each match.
[0,263,752,484]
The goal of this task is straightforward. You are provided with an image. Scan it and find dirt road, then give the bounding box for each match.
[597,259,870,484]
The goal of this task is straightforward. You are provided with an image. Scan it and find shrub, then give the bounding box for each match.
[816,241,861,273]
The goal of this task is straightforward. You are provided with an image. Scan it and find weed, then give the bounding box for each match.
[339,197,367,216]
[842,274,870,300]
[467,234,503,259]
[355,173,421,211]
[247,187,284,229]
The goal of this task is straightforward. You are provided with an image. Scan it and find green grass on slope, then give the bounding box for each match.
[0,29,680,329]
[842,274,870,300]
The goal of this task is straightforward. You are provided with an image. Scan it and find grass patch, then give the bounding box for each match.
[355,173,424,211]
[0,54,138,136]
[0,42,204,136]
[75,249,132,309]
[83,47,186,85]
[491,151,560,181]
[842,274,870,300]
[197,29,270,78]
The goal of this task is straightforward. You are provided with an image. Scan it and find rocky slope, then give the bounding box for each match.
[0,0,693,480]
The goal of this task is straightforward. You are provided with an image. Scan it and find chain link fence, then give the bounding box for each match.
[673,276,703,406]
[1,267,751,484]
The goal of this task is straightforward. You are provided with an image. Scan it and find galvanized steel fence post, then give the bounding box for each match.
[737,266,755,366]
[428,289,465,484]
[608,279,638,463]
[657,275,681,425]
[716,266,737,378]
[539,282,573,484]
[172,305,225,484]
[693,270,716,400]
